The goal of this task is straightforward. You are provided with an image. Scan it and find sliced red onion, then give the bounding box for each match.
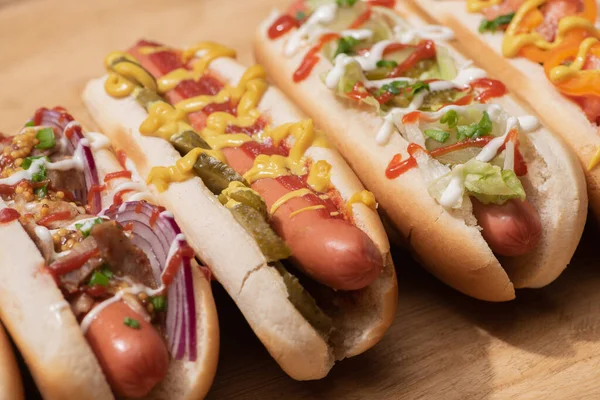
[33,107,101,213]
[101,201,197,361]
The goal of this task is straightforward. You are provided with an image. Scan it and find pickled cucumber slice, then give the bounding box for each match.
[170,130,211,152]
[226,202,291,262]
[272,262,333,336]
[192,152,248,195]
[133,87,165,110]
[219,181,267,218]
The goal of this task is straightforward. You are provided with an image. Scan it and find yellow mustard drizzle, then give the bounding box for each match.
[269,188,314,215]
[158,42,237,93]
[104,51,157,98]
[307,160,332,193]
[138,46,172,55]
[140,101,194,141]
[503,0,600,58]
[146,149,201,192]
[330,211,340,217]
[104,43,340,208]
[346,190,377,216]
[550,37,599,82]
[588,146,600,170]
[289,205,327,218]
[467,0,502,13]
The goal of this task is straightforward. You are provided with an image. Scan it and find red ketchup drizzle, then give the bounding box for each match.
[0,183,19,196]
[350,8,372,29]
[123,222,134,231]
[149,206,165,227]
[37,211,72,227]
[86,284,108,298]
[161,245,195,286]
[365,0,396,6]
[87,184,106,207]
[113,189,133,205]
[116,150,128,170]
[470,78,507,103]
[402,111,421,124]
[50,248,100,276]
[104,170,132,182]
[268,15,300,39]
[385,130,527,179]
[293,33,340,82]
[135,202,143,213]
[0,208,20,223]
[388,40,437,78]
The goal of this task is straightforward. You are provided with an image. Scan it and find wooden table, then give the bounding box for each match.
[2,0,600,398]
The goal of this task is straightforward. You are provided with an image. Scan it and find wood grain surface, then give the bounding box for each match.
[1,0,600,399]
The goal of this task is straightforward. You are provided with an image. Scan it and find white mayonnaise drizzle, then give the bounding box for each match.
[284,4,338,57]
[395,25,455,43]
[476,117,519,163]
[160,210,174,219]
[339,28,373,40]
[80,233,186,333]
[439,164,465,208]
[85,132,111,150]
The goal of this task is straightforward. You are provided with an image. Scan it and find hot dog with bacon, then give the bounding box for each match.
[254,0,587,300]
[402,0,600,217]
[0,107,218,399]
[83,40,397,379]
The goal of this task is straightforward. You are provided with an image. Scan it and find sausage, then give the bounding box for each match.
[223,145,383,290]
[471,198,542,257]
[85,301,169,398]
[130,43,384,291]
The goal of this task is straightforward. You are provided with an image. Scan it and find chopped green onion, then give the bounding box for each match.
[334,36,360,57]
[295,10,306,21]
[89,270,110,287]
[336,0,358,6]
[34,128,56,150]
[35,185,48,199]
[424,129,450,143]
[24,121,35,127]
[456,111,493,141]
[478,13,515,33]
[123,317,140,329]
[376,60,398,68]
[21,156,44,170]
[441,109,459,128]
[409,81,429,95]
[150,295,167,312]
[75,218,104,238]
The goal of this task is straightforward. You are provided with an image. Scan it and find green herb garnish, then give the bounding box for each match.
[150,295,167,312]
[35,185,48,199]
[124,317,141,329]
[456,111,493,141]
[88,267,113,287]
[478,13,515,33]
[336,0,358,6]
[21,156,48,183]
[75,217,104,238]
[334,36,360,57]
[440,109,459,128]
[34,128,55,150]
[409,81,429,96]
[295,10,306,21]
[24,121,35,128]
[424,129,450,143]
[376,60,398,68]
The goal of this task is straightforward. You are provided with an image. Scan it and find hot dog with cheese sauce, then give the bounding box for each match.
[84,39,397,380]
[253,0,587,300]
[0,107,219,399]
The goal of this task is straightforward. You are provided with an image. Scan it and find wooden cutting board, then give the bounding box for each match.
[1,0,600,399]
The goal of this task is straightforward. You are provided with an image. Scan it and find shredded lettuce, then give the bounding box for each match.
[429,159,525,207]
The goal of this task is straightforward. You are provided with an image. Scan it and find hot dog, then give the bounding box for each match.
[83,39,398,379]
[403,0,600,218]
[0,107,219,399]
[253,0,587,300]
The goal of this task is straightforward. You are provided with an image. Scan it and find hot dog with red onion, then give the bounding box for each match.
[253,0,587,300]
[0,107,219,399]
[83,39,397,380]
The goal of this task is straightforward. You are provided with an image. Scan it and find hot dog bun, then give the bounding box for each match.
[401,0,600,218]
[0,126,219,399]
[83,54,398,379]
[0,324,23,400]
[254,7,587,301]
